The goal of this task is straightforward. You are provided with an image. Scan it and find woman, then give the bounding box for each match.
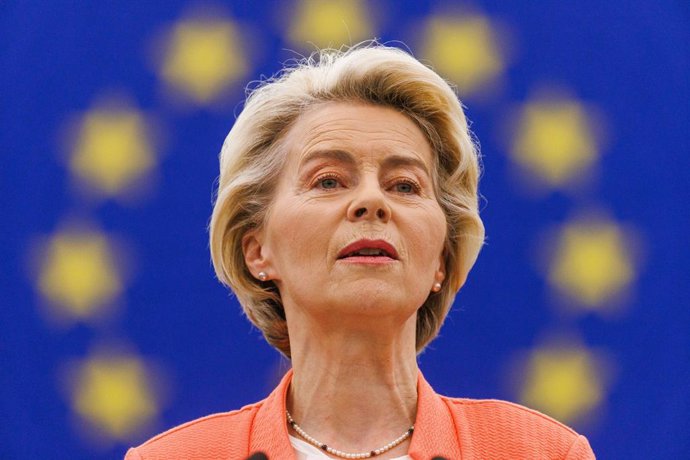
[126,45,595,459]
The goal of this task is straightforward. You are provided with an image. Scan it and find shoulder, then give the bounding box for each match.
[440,397,595,459]
[442,396,579,436]
[125,400,263,460]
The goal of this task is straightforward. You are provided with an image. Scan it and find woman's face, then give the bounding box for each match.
[245,102,446,326]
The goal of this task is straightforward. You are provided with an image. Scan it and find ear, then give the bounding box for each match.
[242,230,272,280]
[434,250,446,284]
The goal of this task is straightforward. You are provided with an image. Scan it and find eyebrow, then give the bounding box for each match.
[299,149,357,168]
[380,154,430,176]
[299,150,430,176]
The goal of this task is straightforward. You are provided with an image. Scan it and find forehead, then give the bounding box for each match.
[281,102,434,168]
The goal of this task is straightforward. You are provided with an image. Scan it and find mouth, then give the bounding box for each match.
[337,239,399,263]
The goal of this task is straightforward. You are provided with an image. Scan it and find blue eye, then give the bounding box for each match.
[395,182,414,193]
[318,177,340,189]
[391,180,419,194]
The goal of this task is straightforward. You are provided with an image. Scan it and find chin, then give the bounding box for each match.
[331,282,415,316]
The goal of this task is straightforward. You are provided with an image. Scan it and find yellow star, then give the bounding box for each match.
[71,353,157,440]
[520,344,604,424]
[71,108,155,196]
[549,219,634,309]
[288,0,373,50]
[37,230,122,320]
[511,97,599,187]
[421,15,504,96]
[161,18,247,104]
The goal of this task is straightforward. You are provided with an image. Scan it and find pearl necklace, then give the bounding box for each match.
[286,410,414,459]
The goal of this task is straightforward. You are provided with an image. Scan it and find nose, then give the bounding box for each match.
[346,179,391,223]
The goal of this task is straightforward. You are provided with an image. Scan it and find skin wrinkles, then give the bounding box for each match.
[296,150,433,199]
[254,101,446,321]
[242,102,447,456]
[283,110,435,290]
[295,113,430,166]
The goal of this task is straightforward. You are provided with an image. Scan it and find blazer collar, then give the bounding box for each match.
[249,369,296,458]
[249,369,462,460]
[408,372,463,459]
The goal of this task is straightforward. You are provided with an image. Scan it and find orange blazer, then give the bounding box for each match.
[126,369,595,459]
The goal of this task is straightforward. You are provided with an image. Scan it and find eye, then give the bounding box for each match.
[321,178,339,189]
[394,182,414,194]
[314,174,343,190]
[390,178,421,194]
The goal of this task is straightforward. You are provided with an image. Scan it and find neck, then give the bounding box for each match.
[286,311,419,457]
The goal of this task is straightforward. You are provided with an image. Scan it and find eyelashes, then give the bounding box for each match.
[312,173,344,190]
[387,177,422,194]
[310,172,422,195]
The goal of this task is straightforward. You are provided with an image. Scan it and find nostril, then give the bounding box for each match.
[376,209,385,219]
[355,208,366,218]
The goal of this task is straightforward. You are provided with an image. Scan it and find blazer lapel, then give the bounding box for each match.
[249,369,296,459]
[248,369,463,460]
[408,372,463,460]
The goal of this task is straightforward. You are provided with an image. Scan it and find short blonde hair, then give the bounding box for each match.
[209,44,484,357]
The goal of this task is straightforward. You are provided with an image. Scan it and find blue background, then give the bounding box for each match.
[2,1,689,459]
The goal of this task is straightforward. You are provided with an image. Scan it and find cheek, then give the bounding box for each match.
[406,206,446,266]
[266,199,333,269]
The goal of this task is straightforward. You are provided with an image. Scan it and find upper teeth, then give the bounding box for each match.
[351,248,386,256]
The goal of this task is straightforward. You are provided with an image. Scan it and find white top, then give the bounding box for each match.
[289,435,412,460]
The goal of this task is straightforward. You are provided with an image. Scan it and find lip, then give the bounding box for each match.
[337,239,399,261]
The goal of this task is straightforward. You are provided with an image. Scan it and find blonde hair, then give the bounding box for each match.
[209,44,485,357]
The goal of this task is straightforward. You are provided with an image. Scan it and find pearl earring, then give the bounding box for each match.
[258,271,268,281]
[432,282,442,292]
